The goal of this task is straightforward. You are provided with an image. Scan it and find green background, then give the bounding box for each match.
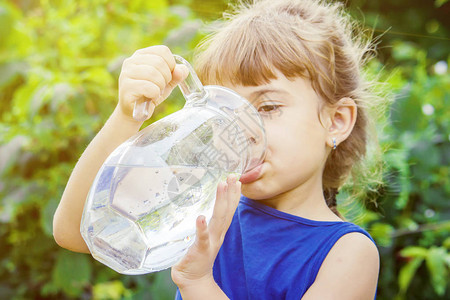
[0,0,449,299]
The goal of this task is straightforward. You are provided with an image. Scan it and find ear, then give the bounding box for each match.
[325,97,357,149]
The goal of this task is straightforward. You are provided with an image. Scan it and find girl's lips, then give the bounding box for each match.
[239,163,263,184]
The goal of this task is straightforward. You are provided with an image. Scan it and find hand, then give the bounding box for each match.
[171,175,242,290]
[117,45,188,122]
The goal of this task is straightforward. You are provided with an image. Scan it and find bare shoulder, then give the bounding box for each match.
[325,231,380,267]
[302,232,380,300]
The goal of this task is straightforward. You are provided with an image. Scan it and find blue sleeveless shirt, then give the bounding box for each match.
[176,196,377,299]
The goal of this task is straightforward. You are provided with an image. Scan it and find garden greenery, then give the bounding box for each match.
[0,0,449,299]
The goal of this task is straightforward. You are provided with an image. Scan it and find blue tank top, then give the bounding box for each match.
[176,196,377,299]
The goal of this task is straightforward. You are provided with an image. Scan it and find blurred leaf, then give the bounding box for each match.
[40,198,59,237]
[398,256,424,295]
[50,82,76,112]
[392,41,418,61]
[164,19,202,48]
[426,246,448,295]
[0,186,28,223]
[93,280,132,300]
[444,237,450,249]
[0,1,20,47]
[0,135,28,176]
[51,250,92,298]
[390,91,423,133]
[0,284,15,299]
[148,269,177,300]
[383,148,411,209]
[0,61,28,90]
[435,0,449,7]
[369,223,394,247]
[400,246,428,258]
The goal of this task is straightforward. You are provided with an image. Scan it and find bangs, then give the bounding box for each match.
[194,16,314,87]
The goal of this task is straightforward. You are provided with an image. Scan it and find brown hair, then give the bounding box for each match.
[194,0,385,218]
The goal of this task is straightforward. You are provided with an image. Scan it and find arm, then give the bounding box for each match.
[301,232,380,300]
[53,109,142,253]
[53,45,188,253]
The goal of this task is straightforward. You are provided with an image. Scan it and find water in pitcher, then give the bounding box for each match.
[81,163,237,274]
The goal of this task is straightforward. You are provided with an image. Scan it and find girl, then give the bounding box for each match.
[53,0,381,299]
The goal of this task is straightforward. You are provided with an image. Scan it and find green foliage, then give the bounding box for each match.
[397,245,449,298]
[49,250,92,297]
[332,1,450,299]
[1,0,449,299]
[0,0,198,298]
[338,31,450,300]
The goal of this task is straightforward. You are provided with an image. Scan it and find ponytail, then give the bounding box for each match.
[324,187,345,220]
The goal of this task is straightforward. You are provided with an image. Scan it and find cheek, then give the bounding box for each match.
[266,117,327,162]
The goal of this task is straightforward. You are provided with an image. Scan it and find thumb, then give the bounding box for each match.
[161,64,189,99]
[172,64,189,84]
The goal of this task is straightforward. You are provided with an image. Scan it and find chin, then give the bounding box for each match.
[241,182,277,201]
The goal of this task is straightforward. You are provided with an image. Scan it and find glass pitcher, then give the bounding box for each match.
[80,55,266,275]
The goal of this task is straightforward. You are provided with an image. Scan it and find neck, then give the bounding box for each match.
[258,173,342,222]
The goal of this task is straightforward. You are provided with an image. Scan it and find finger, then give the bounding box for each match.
[193,215,210,251]
[208,181,229,243]
[123,79,162,102]
[133,45,176,72]
[171,215,209,272]
[224,175,241,228]
[123,65,167,92]
[215,176,241,244]
[128,54,172,85]
[171,64,189,83]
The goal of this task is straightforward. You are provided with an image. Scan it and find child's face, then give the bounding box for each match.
[226,72,330,203]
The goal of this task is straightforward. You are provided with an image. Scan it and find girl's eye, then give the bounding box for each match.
[258,105,280,113]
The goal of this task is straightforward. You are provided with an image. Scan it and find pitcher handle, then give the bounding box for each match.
[132,54,207,121]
